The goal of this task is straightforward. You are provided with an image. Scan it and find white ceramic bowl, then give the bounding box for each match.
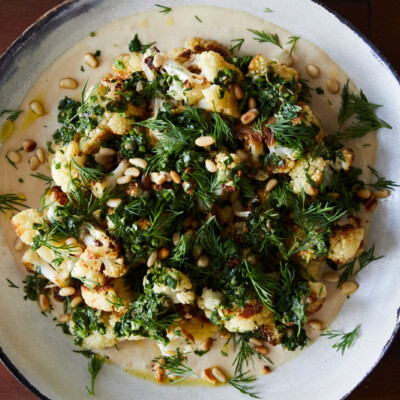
[0,1,399,399]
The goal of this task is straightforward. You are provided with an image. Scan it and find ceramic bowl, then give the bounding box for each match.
[0,1,399,399]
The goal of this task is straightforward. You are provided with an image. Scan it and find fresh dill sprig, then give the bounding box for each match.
[0,109,23,122]
[71,159,103,185]
[6,278,19,288]
[86,354,106,397]
[195,15,202,22]
[153,348,198,383]
[321,324,361,355]
[128,34,156,53]
[367,166,399,191]
[247,29,282,48]
[155,4,172,14]
[228,371,260,398]
[171,234,194,264]
[230,38,245,52]
[5,154,18,169]
[212,105,234,148]
[0,193,27,214]
[286,35,300,56]
[264,7,273,13]
[31,172,53,188]
[105,293,124,310]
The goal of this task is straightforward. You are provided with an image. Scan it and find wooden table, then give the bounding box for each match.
[0,0,399,399]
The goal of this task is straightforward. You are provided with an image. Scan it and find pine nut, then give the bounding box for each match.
[22,139,37,152]
[266,178,278,192]
[219,329,231,339]
[326,192,339,199]
[306,64,320,78]
[155,174,167,185]
[340,281,359,295]
[7,151,21,164]
[117,175,132,184]
[248,108,259,116]
[149,172,160,183]
[203,368,217,384]
[205,159,218,173]
[84,52,98,68]
[147,250,158,267]
[241,110,258,125]
[374,189,390,199]
[59,286,76,297]
[254,345,269,355]
[39,294,50,311]
[356,188,371,199]
[308,319,323,331]
[191,220,198,229]
[59,78,78,89]
[248,97,257,109]
[261,366,271,375]
[233,83,244,100]
[36,148,45,163]
[153,53,165,68]
[125,167,141,177]
[58,314,70,323]
[197,254,209,268]
[14,238,24,251]
[65,237,77,246]
[192,245,202,259]
[154,366,166,382]
[29,156,40,171]
[30,100,44,116]
[236,149,248,160]
[249,337,263,346]
[229,190,240,203]
[327,78,340,94]
[184,217,193,228]
[200,337,213,351]
[172,232,180,246]
[170,170,181,184]
[322,271,340,283]
[212,367,226,383]
[106,198,123,208]
[99,147,117,156]
[185,229,194,236]
[160,171,172,182]
[70,296,83,308]
[129,158,148,169]
[158,247,170,260]
[195,136,215,147]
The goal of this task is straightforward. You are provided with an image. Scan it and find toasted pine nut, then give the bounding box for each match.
[254,345,269,355]
[184,217,193,228]
[233,84,244,100]
[308,319,323,331]
[149,172,160,183]
[84,52,98,68]
[262,366,271,375]
[236,149,248,160]
[170,170,181,184]
[7,151,21,164]
[59,77,78,89]
[172,232,180,246]
[249,337,264,347]
[155,174,167,185]
[322,271,340,283]
[29,156,40,171]
[326,192,339,199]
[205,159,218,173]
[212,367,226,383]
[39,294,50,311]
[241,110,257,125]
[59,286,76,297]
[158,247,170,260]
[14,238,24,251]
[129,158,148,169]
[356,188,371,199]
[147,250,158,267]
[248,108,259,116]
[22,139,37,152]
[203,368,217,384]
[306,64,320,78]
[99,147,117,156]
[229,190,240,203]
[266,178,278,192]
[153,53,165,68]
[125,167,141,177]
[200,337,213,351]
[184,229,194,236]
[117,175,132,185]
[340,281,359,295]
[192,245,202,259]
[160,171,172,182]
[191,220,199,229]
[219,329,231,339]
[154,366,166,382]
[106,198,123,208]
[248,97,257,109]
[30,100,45,116]
[36,148,45,163]
[197,254,209,268]
[327,78,340,94]
[195,136,215,147]
[65,237,77,246]
[374,189,390,199]
[70,296,83,308]
[58,314,70,323]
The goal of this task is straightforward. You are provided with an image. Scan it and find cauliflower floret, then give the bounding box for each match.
[92,160,129,197]
[71,261,107,287]
[214,151,242,181]
[233,123,265,168]
[11,209,43,244]
[197,288,224,312]
[328,218,364,264]
[306,281,327,316]
[198,84,240,117]
[333,149,354,171]
[300,260,323,281]
[297,104,324,143]
[289,156,328,196]
[184,37,231,58]
[50,142,86,193]
[158,329,194,356]
[112,52,144,79]
[167,47,192,64]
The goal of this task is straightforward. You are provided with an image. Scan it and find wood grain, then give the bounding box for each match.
[0,1,399,399]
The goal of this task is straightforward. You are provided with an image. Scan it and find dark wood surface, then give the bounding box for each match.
[0,0,399,399]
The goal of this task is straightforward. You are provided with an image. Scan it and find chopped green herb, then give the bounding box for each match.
[247,29,282,48]
[155,4,172,14]
[286,35,300,56]
[230,38,245,52]
[0,109,23,122]
[6,278,19,288]
[0,193,27,214]
[86,354,106,397]
[128,34,156,53]
[321,324,361,355]
[228,371,260,398]
[89,32,95,37]
[195,15,202,22]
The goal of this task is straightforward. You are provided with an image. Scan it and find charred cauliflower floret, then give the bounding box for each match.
[333,149,355,171]
[92,160,129,197]
[306,281,327,316]
[328,218,364,264]
[198,84,240,117]
[184,37,231,58]
[112,52,144,79]
[11,209,43,244]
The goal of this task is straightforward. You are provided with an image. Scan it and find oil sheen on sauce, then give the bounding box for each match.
[0,5,376,384]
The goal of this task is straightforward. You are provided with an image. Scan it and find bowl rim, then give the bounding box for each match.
[0,1,399,399]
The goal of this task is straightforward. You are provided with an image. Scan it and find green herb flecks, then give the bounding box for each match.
[128,34,156,53]
[6,278,19,288]
[155,4,172,14]
[195,15,202,22]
